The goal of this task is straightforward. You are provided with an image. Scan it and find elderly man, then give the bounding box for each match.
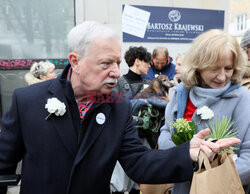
[0,21,240,194]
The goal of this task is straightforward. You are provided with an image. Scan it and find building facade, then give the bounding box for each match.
[0,0,238,122]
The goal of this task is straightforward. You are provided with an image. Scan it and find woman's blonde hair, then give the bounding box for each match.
[181,29,248,89]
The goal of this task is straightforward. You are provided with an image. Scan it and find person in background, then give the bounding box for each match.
[142,47,176,81]
[240,28,250,90]
[0,22,240,194]
[113,46,151,100]
[138,54,183,194]
[158,29,250,194]
[169,53,185,99]
[24,61,57,85]
[173,53,185,86]
[111,46,151,194]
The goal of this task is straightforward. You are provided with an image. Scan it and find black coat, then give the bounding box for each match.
[0,65,193,194]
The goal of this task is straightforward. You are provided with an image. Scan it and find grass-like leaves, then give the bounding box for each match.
[206,116,238,153]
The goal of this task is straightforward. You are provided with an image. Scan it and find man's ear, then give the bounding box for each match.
[68,52,79,72]
[135,58,140,66]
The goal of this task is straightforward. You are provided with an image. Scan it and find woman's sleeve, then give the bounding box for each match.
[233,91,250,185]
[157,90,177,150]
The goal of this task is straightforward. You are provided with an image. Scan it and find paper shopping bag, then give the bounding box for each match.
[190,151,244,194]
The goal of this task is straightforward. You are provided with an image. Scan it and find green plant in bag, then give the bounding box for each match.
[170,118,197,145]
[206,116,238,153]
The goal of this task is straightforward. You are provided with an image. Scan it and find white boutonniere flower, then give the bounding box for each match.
[45,97,66,120]
[197,105,214,120]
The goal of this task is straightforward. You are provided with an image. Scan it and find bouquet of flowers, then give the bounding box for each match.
[170,118,197,145]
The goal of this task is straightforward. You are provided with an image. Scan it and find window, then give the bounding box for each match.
[0,0,75,60]
[0,0,75,121]
[236,13,247,31]
[5,5,11,15]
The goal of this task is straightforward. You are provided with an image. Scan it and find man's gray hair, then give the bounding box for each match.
[67,21,120,58]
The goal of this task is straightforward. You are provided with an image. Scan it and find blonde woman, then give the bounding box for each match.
[158,29,249,194]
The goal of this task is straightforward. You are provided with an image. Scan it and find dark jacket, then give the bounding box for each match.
[142,57,176,81]
[0,64,193,194]
[113,75,151,99]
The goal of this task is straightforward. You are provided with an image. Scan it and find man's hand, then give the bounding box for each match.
[189,128,241,161]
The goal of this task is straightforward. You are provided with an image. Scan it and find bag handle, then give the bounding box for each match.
[197,150,211,172]
[220,151,228,161]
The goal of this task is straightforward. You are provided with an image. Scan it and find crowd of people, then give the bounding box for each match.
[0,20,249,194]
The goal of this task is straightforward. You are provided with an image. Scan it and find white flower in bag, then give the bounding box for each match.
[197,105,214,120]
[45,98,66,120]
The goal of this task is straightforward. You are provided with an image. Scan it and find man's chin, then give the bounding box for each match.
[100,88,113,95]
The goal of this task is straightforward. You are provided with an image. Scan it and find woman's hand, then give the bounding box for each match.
[189,128,241,161]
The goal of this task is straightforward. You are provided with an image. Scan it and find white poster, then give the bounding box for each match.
[122,5,151,38]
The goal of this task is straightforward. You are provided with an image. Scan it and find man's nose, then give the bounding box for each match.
[157,63,165,69]
[109,64,120,78]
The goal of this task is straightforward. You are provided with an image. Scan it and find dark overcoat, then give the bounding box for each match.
[0,65,193,194]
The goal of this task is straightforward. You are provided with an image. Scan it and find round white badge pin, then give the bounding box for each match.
[96,113,105,125]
